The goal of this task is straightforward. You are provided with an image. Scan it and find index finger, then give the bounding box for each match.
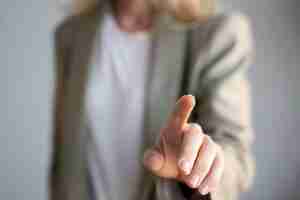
[165,95,196,132]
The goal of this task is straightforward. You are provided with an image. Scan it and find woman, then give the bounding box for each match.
[50,0,255,200]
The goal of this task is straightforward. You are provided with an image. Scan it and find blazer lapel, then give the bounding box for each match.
[144,21,188,148]
[61,5,106,200]
[138,18,189,200]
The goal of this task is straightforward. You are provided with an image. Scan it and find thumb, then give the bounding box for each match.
[143,147,164,175]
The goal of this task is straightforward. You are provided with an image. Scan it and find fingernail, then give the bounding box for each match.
[189,123,202,131]
[190,176,200,188]
[199,185,209,195]
[185,94,194,98]
[185,94,195,105]
[178,159,191,174]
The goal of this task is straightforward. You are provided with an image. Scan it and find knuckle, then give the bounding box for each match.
[217,152,225,167]
[189,123,203,133]
[208,177,219,189]
[184,142,196,152]
[183,126,204,143]
[160,126,168,135]
[205,135,213,144]
[216,145,224,156]
[205,136,218,152]
[203,134,210,142]
[197,160,210,174]
[201,135,210,150]
[181,146,194,158]
[203,160,212,172]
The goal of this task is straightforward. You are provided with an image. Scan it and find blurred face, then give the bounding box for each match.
[114,0,214,32]
[129,0,215,22]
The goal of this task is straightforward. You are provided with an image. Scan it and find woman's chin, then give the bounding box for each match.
[116,14,154,33]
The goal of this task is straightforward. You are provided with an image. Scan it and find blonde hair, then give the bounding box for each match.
[70,0,99,14]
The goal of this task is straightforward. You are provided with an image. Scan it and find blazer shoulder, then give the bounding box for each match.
[187,12,254,90]
[189,12,254,60]
[53,15,81,48]
[211,12,253,34]
[206,12,254,53]
[54,6,100,46]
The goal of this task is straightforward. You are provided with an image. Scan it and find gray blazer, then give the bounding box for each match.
[49,1,255,200]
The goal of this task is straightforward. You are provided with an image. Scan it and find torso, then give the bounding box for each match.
[85,10,153,200]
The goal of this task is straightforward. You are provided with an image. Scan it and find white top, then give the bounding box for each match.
[85,11,152,200]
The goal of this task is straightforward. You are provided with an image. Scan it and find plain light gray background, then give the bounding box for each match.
[1,0,299,199]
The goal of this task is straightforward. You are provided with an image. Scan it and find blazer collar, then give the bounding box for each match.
[144,20,188,147]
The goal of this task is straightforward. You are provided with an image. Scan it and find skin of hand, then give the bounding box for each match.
[143,95,225,195]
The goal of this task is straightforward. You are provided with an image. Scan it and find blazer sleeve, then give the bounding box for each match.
[186,13,255,200]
